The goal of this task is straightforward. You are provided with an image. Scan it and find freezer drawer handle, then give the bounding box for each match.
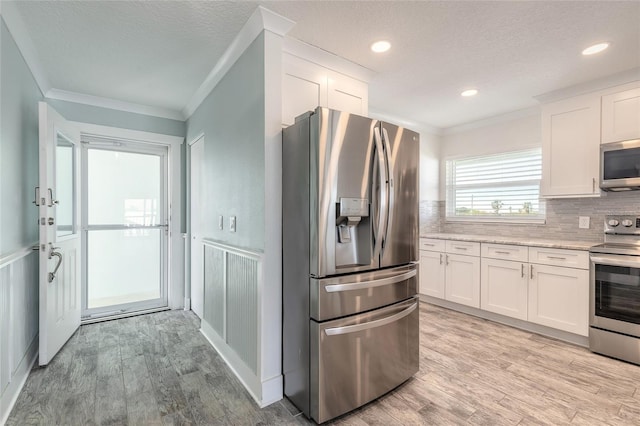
[324,269,416,293]
[324,301,417,336]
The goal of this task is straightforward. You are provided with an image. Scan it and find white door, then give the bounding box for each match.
[190,136,204,318]
[38,102,81,366]
[481,258,528,320]
[444,254,480,308]
[419,250,445,298]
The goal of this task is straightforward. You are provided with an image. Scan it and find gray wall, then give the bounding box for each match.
[186,33,266,251]
[1,18,43,256]
[45,99,186,138]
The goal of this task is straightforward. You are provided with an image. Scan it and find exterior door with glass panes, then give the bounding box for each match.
[81,139,168,319]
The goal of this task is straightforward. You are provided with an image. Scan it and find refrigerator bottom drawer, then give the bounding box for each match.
[310,297,419,423]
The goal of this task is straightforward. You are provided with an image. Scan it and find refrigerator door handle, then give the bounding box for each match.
[324,269,417,293]
[381,127,394,257]
[324,301,417,336]
[373,126,388,260]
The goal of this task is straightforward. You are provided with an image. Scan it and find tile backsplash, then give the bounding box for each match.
[420,191,640,243]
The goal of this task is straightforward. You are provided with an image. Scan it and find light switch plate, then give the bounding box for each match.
[579,216,590,229]
[230,216,236,232]
[218,215,223,230]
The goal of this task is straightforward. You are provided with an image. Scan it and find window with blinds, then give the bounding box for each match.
[445,148,545,222]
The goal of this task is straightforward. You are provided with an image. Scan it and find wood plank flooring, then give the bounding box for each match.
[6,303,640,425]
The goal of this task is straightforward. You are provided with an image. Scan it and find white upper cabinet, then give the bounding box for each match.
[327,70,368,117]
[282,54,328,126]
[540,94,601,198]
[601,86,640,144]
[282,52,369,126]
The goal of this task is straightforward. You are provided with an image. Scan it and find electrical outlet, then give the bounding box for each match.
[230,216,236,232]
[218,215,223,230]
[579,216,590,229]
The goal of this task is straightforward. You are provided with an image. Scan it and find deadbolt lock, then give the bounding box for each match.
[48,217,55,225]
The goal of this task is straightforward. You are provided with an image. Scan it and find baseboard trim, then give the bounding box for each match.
[0,334,38,425]
[200,322,282,408]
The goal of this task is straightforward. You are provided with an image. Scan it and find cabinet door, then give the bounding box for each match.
[444,254,480,308]
[528,264,589,336]
[481,258,528,320]
[602,87,640,143]
[419,251,445,298]
[327,70,368,117]
[282,54,328,126]
[541,95,601,197]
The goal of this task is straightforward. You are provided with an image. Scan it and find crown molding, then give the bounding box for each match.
[1,2,50,95]
[441,106,540,136]
[535,67,640,104]
[282,37,375,84]
[182,6,295,119]
[368,107,443,135]
[46,88,185,121]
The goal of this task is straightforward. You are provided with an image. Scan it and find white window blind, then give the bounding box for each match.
[446,148,545,222]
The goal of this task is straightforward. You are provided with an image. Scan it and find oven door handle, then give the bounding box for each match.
[591,255,640,269]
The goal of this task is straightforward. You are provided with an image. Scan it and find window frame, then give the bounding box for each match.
[444,148,546,224]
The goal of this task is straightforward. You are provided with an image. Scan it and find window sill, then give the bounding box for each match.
[445,216,546,225]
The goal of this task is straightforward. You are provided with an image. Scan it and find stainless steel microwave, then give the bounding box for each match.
[600,139,640,191]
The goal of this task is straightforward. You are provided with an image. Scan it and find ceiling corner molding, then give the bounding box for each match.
[534,67,640,104]
[283,37,376,83]
[182,6,295,119]
[368,108,442,135]
[1,1,51,96]
[441,106,540,136]
[46,89,185,121]
[257,6,295,36]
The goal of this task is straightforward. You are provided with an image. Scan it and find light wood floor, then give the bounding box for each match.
[7,303,640,425]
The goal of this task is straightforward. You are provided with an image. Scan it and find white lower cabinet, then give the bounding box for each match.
[419,239,480,307]
[481,258,528,321]
[419,250,445,298]
[420,238,590,337]
[444,253,480,308]
[528,263,589,336]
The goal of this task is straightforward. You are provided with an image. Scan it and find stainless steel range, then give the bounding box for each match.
[589,215,640,365]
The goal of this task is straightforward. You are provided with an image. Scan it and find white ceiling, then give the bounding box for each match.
[9,1,640,129]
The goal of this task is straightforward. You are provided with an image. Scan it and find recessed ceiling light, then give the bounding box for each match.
[371,40,391,53]
[461,89,478,97]
[582,42,609,56]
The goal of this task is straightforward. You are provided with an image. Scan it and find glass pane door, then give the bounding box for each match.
[82,142,168,318]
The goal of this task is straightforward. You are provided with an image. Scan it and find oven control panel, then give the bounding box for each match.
[604,215,640,235]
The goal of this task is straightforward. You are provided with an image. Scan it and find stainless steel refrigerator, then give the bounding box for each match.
[282,107,420,423]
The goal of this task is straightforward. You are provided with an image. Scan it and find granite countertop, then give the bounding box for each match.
[421,233,598,251]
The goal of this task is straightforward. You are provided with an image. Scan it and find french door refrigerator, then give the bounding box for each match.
[283,107,420,423]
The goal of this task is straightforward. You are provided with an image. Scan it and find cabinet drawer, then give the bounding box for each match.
[446,240,480,256]
[420,238,446,252]
[528,247,589,269]
[481,243,528,262]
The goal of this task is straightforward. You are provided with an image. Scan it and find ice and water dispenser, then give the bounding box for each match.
[335,197,371,268]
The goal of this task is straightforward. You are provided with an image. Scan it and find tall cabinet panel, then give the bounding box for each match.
[541,94,601,197]
[282,53,369,126]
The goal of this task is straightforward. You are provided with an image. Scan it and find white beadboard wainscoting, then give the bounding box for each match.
[200,239,281,407]
[0,246,39,424]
